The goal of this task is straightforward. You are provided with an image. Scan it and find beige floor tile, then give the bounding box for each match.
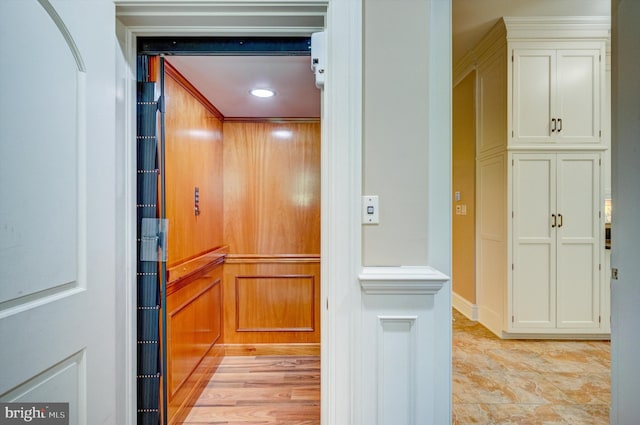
[452,403,492,424]
[453,309,611,424]
[542,372,611,404]
[484,403,567,425]
[551,404,609,425]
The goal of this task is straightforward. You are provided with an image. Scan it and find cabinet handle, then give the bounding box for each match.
[552,213,556,228]
[558,213,563,228]
[551,118,557,133]
[557,118,562,133]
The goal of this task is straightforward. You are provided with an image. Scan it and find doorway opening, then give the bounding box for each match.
[135,37,322,425]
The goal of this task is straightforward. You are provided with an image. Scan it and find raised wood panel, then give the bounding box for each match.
[478,50,507,156]
[167,345,224,425]
[377,317,417,425]
[168,279,221,398]
[222,257,320,344]
[222,121,321,255]
[166,258,224,423]
[236,275,315,331]
[164,65,224,268]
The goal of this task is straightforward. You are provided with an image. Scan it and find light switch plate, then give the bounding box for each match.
[362,195,379,224]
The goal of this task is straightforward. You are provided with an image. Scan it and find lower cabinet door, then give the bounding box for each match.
[511,152,602,332]
[512,154,557,329]
[555,153,601,329]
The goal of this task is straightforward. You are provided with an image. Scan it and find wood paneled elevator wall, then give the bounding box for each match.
[222,121,321,349]
[162,61,320,422]
[163,63,226,424]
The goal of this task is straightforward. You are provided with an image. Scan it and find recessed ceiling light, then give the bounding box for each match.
[273,129,293,139]
[250,88,275,98]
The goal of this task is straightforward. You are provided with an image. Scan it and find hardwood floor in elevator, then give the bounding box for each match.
[179,355,320,424]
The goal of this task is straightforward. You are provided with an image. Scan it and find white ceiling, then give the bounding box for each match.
[166,55,321,119]
[165,0,610,119]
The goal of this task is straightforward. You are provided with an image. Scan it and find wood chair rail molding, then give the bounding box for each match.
[166,246,229,293]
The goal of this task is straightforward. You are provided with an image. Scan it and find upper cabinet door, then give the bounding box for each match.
[511,45,603,146]
[512,49,555,144]
[556,49,601,143]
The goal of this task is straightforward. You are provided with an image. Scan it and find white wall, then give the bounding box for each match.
[610,0,640,423]
[363,0,451,271]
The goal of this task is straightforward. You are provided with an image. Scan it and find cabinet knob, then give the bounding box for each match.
[557,118,563,133]
[551,118,557,133]
[552,213,557,228]
[558,213,563,227]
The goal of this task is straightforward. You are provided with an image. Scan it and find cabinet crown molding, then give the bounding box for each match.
[454,16,611,85]
[503,16,610,41]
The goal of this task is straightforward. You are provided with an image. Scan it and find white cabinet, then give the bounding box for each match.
[511,153,602,331]
[457,17,611,338]
[511,47,603,145]
[511,46,603,145]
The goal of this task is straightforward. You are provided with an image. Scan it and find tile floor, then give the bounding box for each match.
[453,309,611,424]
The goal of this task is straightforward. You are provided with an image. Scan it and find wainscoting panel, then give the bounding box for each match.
[168,278,221,397]
[377,316,417,425]
[236,275,315,331]
[166,254,224,424]
[223,256,320,344]
[359,266,451,425]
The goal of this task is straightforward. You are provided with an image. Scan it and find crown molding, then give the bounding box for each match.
[504,16,610,41]
[115,0,327,35]
[453,50,476,87]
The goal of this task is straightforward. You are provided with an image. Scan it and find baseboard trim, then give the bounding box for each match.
[452,291,478,321]
[502,331,611,340]
[222,343,320,356]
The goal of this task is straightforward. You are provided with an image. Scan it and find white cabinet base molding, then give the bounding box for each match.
[359,267,451,425]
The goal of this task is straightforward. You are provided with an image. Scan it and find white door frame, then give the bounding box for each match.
[610,1,640,422]
[114,1,363,424]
